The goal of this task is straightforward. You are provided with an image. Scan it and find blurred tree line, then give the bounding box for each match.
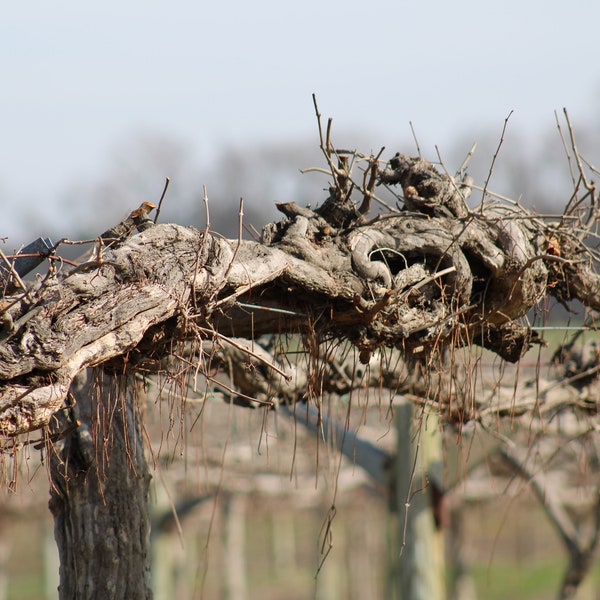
[7,102,597,246]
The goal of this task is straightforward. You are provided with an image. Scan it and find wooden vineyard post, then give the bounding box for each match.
[390,401,445,600]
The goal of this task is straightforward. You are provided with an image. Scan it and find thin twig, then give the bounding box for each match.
[562,108,598,236]
[236,302,307,317]
[555,110,576,186]
[299,167,332,176]
[235,198,243,250]
[456,142,478,177]
[242,223,260,242]
[581,155,600,177]
[399,266,456,299]
[0,247,26,291]
[209,265,288,309]
[196,327,292,381]
[202,184,210,231]
[173,351,274,405]
[312,94,326,155]
[311,94,347,197]
[464,182,520,205]
[153,177,170,224]
[480,111,513,209]
[435,145,472,209]
[409,121,422,157]
[563,108,590,194]
[358,147,386,214]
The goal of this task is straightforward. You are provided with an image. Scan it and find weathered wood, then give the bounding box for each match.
[391,403,445,600]
[0,153,597,436]
[49,369,152,599]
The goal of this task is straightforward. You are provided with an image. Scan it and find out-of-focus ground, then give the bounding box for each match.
[2,350,599,600]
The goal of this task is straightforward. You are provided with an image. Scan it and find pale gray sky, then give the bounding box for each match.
[2,0,599,241]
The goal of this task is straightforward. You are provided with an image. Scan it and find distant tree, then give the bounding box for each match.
[58,133,343,240]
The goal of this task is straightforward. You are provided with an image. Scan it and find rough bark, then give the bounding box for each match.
[0,152,598,436]
[48,369,152,599]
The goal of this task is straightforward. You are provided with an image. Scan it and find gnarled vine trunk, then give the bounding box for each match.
[48,369,152,599]
[2,153,595,435]
[2,142,600,598]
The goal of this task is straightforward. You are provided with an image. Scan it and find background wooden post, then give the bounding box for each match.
[392,401,445,600]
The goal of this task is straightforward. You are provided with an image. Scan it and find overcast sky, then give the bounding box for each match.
[2,0,599,242]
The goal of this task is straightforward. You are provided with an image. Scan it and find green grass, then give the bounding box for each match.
[8,575,46,600]
[471,560,600,600]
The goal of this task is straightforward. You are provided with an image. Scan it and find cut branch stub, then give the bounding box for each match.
[379,153,469,219]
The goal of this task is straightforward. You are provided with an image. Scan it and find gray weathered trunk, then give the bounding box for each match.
[2,153,599,436]
[48,369,152,599]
